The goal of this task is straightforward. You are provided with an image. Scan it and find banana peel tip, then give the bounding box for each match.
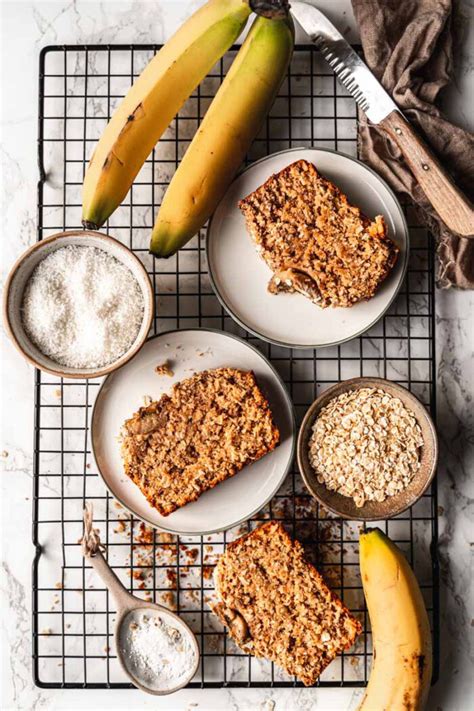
[82,219,100,231]
[250,0,290,19]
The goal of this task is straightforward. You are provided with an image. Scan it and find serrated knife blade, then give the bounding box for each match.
[289,0,474,237]
[290,1,397,124]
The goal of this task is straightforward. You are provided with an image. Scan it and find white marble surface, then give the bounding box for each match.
[1,1,473,710]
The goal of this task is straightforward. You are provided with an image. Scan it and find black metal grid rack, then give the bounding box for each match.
[33,44,439,689]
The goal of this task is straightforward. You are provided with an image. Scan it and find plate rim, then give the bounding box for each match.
[91,327,296,536]
[206,146,410,350]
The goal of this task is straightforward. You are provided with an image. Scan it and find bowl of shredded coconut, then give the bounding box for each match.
[3,230,154,378]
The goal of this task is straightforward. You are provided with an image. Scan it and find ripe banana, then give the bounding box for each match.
[150,12,294,257]
[82,0,252,230]
[359,529,432,711]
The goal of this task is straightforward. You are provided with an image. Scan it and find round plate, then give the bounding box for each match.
[207,148,409,349]
[91,329,295,535]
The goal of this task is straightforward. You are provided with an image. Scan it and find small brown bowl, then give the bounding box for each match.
[297,377,438,520]
[3,230,154,379]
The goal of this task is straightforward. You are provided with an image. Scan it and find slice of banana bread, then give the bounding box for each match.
[212,521,361,685]
[239,159,398,308]
[120,368,280,516]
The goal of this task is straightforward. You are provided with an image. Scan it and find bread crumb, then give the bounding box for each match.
[155,360,174,377]
[114,520,127,534]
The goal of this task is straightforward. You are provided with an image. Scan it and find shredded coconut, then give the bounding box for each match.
[21,245,144,369]
[120,611,196,691]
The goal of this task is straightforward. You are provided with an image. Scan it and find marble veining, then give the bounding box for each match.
[1,1,473,709]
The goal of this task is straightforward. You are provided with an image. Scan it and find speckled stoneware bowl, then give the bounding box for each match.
[3,230,154,379]
[297,377,438,520]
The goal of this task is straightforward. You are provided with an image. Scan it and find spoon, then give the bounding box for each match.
[80,504,199,695]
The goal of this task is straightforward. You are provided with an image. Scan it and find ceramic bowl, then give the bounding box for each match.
[3,230,154,379]
[297,377,438,520]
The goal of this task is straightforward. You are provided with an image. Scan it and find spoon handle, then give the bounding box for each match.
[87,549,139,612]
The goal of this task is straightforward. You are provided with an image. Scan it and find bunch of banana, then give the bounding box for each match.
[82,0,294,256]
[82,0,253,230]
[150,9,294,257]
[359,529,433,711]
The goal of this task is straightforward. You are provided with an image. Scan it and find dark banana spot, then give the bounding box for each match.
[417,653,425,680]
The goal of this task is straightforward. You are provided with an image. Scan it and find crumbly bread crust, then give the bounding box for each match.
[238,159,398,308]
[212,521,362,685]
[120,368,280,516]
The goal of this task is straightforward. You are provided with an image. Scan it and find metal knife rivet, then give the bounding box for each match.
[395,128,402,135]
[422,164,430,171]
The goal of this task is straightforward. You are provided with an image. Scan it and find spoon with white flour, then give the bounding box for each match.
[80,504,199,695]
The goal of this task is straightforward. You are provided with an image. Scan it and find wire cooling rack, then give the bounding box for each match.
[33,44,440,689]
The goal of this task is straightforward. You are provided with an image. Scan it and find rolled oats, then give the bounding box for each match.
[309,388,423,507]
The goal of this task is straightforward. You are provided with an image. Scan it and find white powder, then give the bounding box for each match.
[21,245,145,369]
[121,611,196,691]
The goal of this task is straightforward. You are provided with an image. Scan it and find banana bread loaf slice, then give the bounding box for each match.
[239,159,398,308]
[120,368,280,516]
[212,521,361,685]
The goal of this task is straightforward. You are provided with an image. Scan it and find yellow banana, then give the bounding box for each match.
[82,0,251,229]
[150,12,294,257]
[359,529,432,711]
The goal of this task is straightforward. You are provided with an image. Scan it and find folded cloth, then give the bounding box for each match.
[352,0,474,288]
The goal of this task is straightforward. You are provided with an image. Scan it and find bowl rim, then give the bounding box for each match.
[296,376,439,521]
[2,229,155,380]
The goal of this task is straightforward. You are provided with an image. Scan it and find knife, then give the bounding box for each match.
[290,1,474,238]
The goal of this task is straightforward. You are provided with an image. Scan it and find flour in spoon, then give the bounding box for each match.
[120,610,197,691]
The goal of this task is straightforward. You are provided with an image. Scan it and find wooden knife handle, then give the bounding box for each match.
[380,110,474,238]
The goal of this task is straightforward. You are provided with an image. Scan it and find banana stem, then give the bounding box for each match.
[249,0,290,19]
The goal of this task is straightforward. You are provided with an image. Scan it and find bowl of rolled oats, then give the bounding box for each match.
[297,377,438,520]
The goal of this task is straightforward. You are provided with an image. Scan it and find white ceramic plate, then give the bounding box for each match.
[207,148,409,349]
[91,329,295,535]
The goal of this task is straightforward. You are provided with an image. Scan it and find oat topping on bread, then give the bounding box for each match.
[238,159,398,308]
[212,521,362,685]
[120,368,280,516]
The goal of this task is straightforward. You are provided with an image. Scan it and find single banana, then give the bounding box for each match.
[359,529,433,711]
[82,0,252,230]
[150,11,294,257]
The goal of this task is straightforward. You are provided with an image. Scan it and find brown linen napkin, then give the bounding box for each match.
[351,0,474,288]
